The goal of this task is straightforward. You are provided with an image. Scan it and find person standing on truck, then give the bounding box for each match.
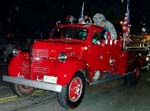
[93,13,117,40]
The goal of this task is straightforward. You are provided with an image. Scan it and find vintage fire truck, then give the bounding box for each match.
[2,22,148,109]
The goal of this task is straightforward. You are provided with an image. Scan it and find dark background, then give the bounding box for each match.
[0,0,149,40]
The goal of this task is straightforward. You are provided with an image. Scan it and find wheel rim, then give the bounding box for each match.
[135,68,139,79]
[69,77,83,102]
[18,85,34,93]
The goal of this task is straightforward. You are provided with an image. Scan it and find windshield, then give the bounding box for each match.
[49,27,88,40]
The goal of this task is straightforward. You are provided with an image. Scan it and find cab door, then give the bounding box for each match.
[87,31,110,72]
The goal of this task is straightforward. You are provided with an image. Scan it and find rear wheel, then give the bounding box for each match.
[11,84,35,97]
[124,67,140,85]
[57,71,86,109]
[130,67,140,85]
[147,63,150,72]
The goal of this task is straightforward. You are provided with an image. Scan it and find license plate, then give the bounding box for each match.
[43,75,57,84]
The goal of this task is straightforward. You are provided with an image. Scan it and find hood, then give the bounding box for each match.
[32,39,87,60]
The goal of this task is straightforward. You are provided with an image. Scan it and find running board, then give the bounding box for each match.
[90,71,134,85]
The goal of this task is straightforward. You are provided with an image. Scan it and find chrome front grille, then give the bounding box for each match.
[33,66,48,74]
[21,61,30,75]
[32,49,50,74]
[32,49,49,58]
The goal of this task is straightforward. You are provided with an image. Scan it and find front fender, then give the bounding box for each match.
[52,59,87,86]
[8,52,30,78]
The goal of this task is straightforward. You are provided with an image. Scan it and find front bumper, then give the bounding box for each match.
[2,75,62,92]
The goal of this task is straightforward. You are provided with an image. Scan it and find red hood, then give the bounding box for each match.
[32,39,87,59]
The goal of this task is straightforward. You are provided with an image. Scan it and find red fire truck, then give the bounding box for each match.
[2,23,148,109]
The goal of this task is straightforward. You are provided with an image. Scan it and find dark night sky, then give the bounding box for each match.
[0,0,149,37]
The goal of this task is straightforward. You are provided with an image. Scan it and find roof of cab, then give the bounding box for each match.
[56,23,104,30]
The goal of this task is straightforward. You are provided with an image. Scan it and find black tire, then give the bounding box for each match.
[11,84,35,97]
[147,64,150,72]
[124,67,140,85]
[57,71,86,109]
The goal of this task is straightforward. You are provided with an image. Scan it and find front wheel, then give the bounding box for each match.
[11,84,35,97]
[57,71,86,109]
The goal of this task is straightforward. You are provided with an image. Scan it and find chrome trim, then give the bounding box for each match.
[2,75,62,92]
[58,52,67,62]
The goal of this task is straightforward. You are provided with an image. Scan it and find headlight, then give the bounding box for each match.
[58,52,67,62]
[12,49,20,56]
[146,56,150,61]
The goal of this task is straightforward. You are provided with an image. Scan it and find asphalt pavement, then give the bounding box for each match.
[0,71,150,111]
